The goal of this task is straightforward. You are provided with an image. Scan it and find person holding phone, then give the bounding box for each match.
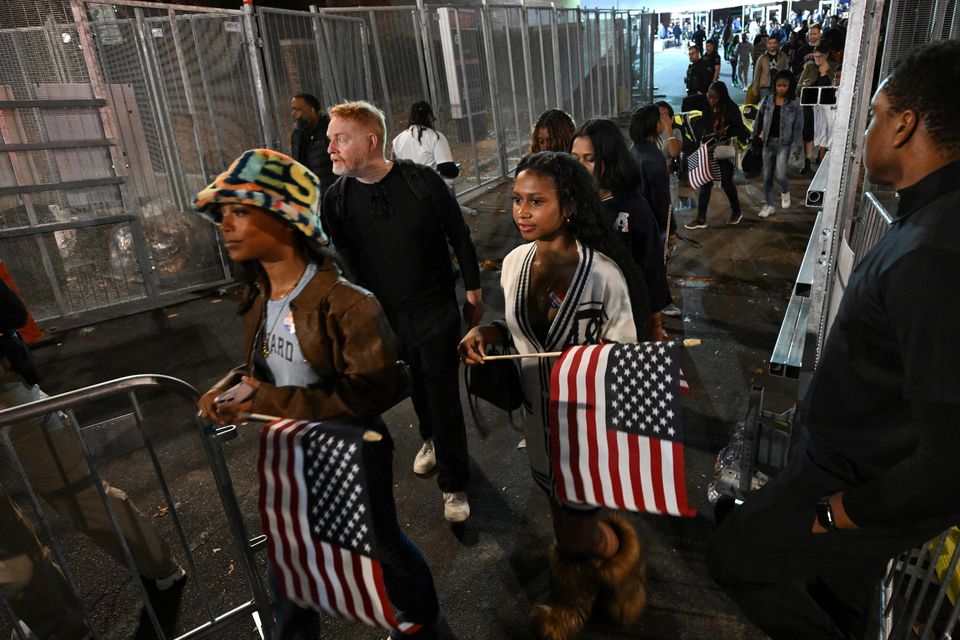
[193,149,440,640]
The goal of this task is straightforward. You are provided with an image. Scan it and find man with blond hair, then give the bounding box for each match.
[322,101,482,523]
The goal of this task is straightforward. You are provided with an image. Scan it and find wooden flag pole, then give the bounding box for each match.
[237,413,383,442]
[481,339,702,361]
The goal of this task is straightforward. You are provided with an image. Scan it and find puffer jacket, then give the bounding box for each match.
[755,95,804,150]
[212,258,403,422]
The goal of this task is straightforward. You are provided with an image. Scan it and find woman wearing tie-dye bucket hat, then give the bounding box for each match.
[192,148,441,640]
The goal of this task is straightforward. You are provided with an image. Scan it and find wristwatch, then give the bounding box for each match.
[815,498,836,530]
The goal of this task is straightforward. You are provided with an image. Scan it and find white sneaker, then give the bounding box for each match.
[413,440,436,475]
[781,191,791,209]
[155,564,186,591]
[758,204,775,218]
[661,303,682,317]
[442,491,470,522]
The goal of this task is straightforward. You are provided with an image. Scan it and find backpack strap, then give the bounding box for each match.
[394,158,432,203]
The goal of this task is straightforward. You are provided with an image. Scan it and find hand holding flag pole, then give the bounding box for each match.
[241,413,384,442]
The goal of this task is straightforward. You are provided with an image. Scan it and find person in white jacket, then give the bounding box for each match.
[391,101,459,180]
[459,151,650,640]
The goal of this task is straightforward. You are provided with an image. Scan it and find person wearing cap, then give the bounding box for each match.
[193,148,441,640]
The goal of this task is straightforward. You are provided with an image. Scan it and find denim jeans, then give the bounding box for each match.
[762,142,791,205]
[271,422,440,640]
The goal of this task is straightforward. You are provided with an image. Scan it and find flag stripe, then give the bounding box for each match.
[627,433,645,512]
[615,431,636,511]
[638,437,662,514]
[671,441,695,517]
[550,349,575,502]
[286,423,315,605]
[565,347,588,502]
[605,426,625,509]
[582,346,604,505]
[347,552,375,627]
[649,435,667,514]
[660,439,681,517]
[591,347,616,507]
[274,420,300,601]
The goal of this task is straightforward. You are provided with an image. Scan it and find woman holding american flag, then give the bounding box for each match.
[458,152,650,640]
[192,149,441,640]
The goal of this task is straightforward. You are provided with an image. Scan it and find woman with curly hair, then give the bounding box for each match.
[459,152,648,640]
[529,109,576,153]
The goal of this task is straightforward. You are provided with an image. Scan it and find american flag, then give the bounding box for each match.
[258,419,421,635]
[687,142,713,189]
[548,342,696,517]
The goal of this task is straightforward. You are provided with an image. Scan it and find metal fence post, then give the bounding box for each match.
[367,10,395,135]
[575,7,585,120]
[167,9,211,184]
[358,22,376,101]
[535,10,549,110]
[594,10,602,115]
[452,10,481,187]
[134,8,188,215]
[549,4,562,109]
[502,8,523,159]
[519,0,536,126]
[416,0,439,108]
[308,6,340,105]
[241,0,277,149]
[480,2,508,178]
[189,15,227,170]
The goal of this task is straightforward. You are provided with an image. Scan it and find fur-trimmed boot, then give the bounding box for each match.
[529,546,599,640]
[593,513,647,629]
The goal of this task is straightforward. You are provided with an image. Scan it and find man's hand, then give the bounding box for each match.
[811,492,859,534]
[463,288,484,329]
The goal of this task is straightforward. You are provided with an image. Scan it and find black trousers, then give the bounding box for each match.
[387,295,470,492]
[708,448,952,640]
[696,158,740,222]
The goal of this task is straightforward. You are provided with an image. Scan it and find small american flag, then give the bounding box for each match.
[548,342,696,517]
[258,419,421,635]
[687,142,713,189]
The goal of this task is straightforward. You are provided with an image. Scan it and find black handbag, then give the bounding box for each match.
[463,356,524,413]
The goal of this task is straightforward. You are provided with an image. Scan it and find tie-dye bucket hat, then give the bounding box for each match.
[192,148,328,245]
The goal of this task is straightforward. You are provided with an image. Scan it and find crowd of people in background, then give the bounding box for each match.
[673,11,848,228]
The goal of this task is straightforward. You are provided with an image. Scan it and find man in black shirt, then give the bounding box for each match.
[702,39,722,83]
[290,93,335,193]
[709,40,960,639]
[693,24,705,52]
[322,101,483,523]
[684,46,713,100]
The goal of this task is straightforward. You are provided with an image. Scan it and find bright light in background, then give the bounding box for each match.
[61,32,72,44]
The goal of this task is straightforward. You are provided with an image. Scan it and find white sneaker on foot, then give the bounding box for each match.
[661,303,682,317]
[758,204,775,218]
[781,191,791,209]
[413,440,436,475]
[442,491,470,522]
[155,564,186,591]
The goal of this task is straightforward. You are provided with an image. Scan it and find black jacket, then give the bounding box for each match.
[707,100,749,142]
[685,59,713,95]
[291,115,335,191]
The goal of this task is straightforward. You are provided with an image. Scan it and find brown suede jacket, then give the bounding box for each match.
[213,259,401,422]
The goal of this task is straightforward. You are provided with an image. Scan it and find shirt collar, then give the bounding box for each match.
[895,160,960,221]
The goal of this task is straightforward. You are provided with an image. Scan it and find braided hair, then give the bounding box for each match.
[407,101,436,143]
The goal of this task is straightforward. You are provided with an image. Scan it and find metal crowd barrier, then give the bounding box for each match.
[0,375,272,640]
[882,529,960,639]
